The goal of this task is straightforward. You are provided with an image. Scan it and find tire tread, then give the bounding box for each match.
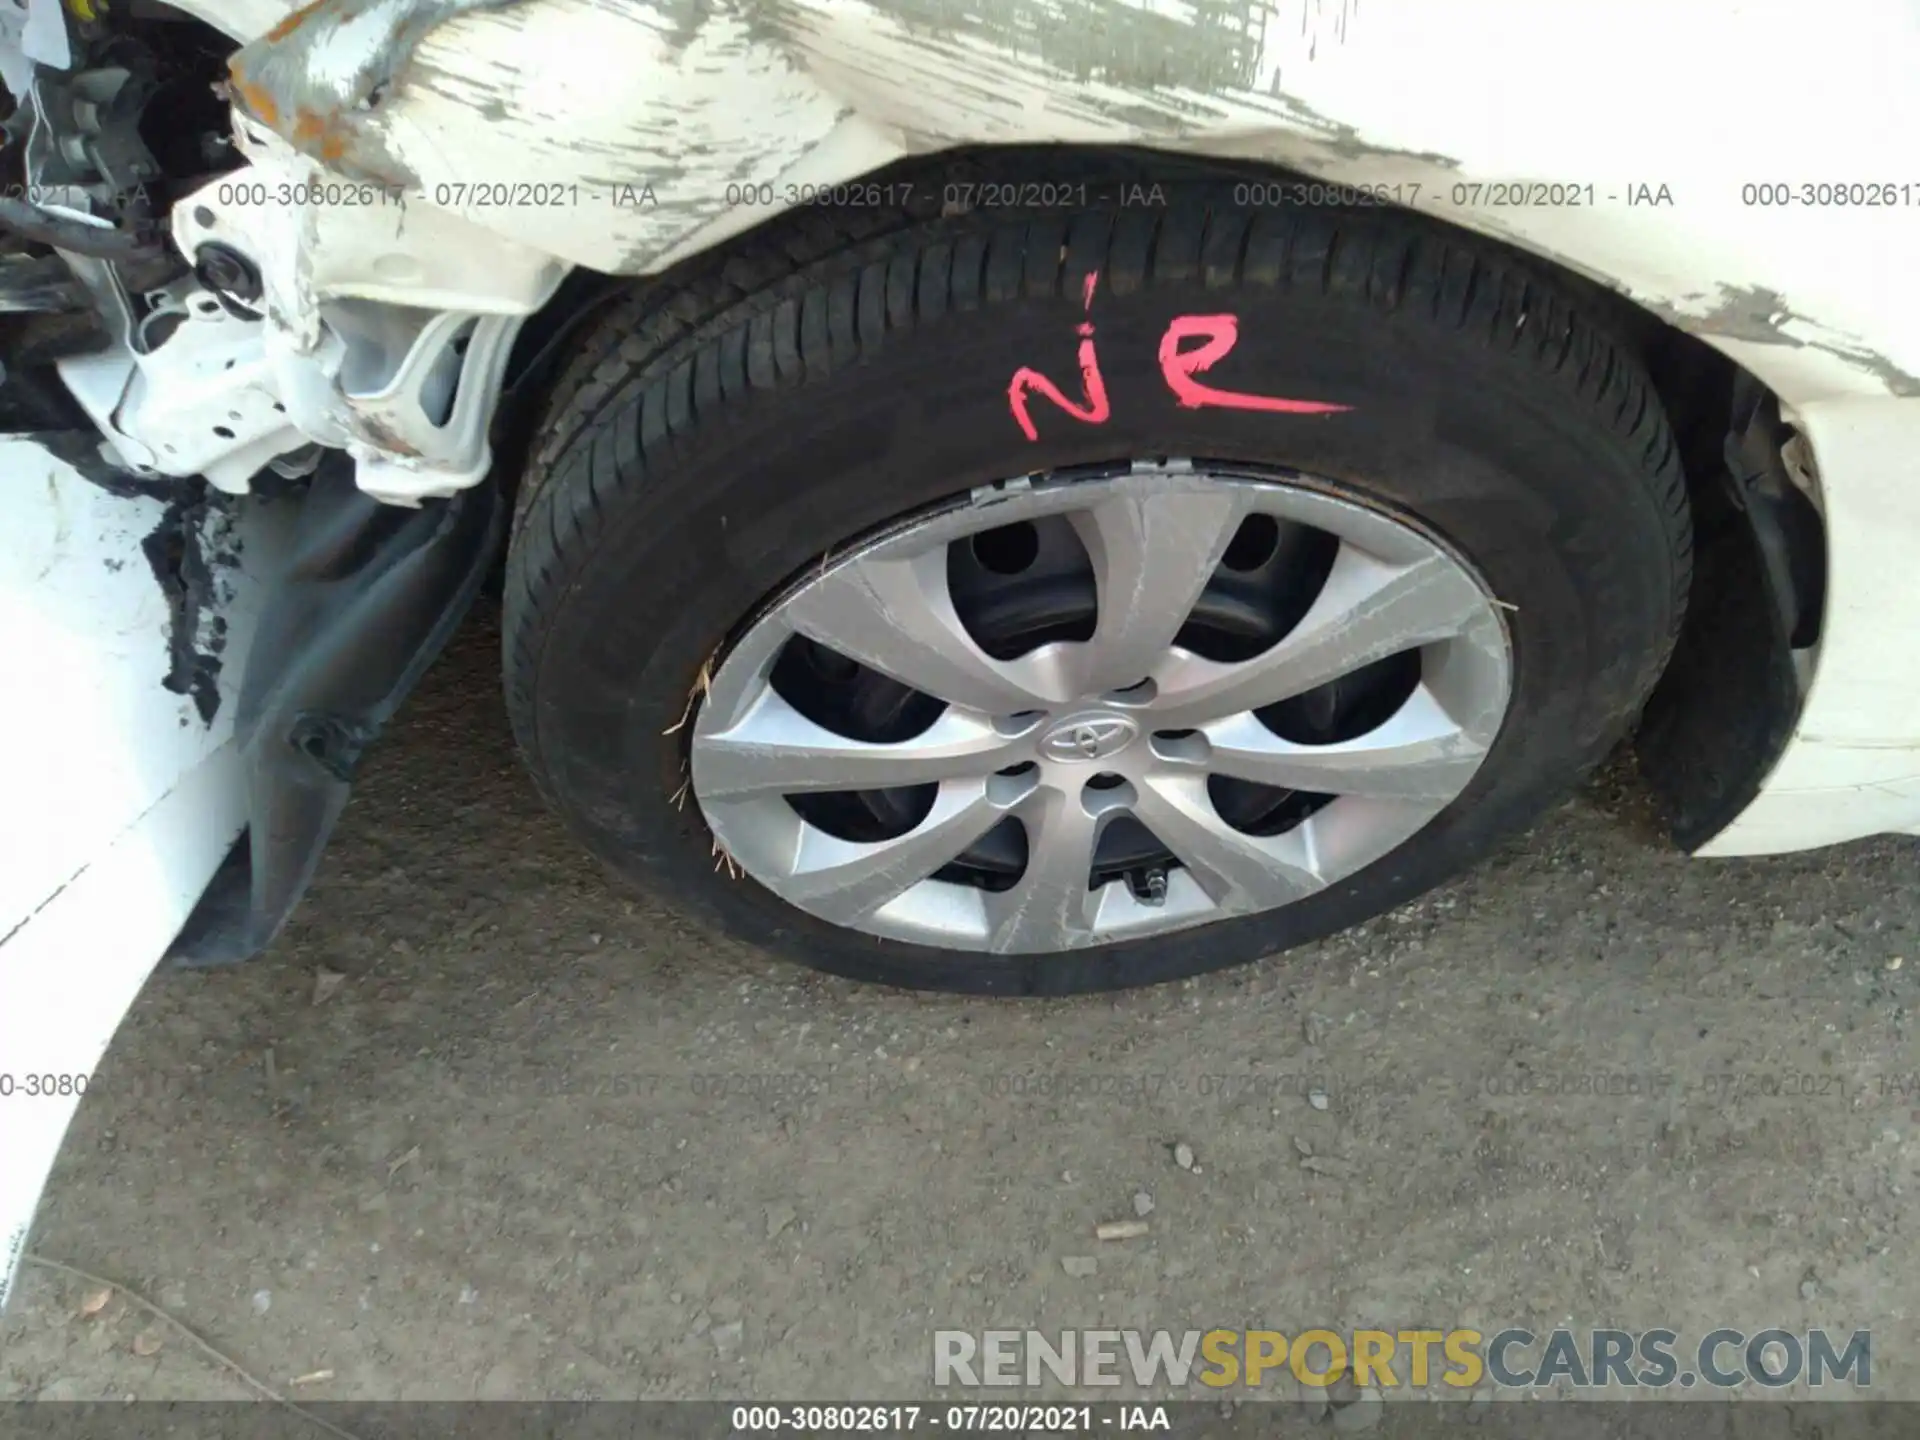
[504,187,1692,814]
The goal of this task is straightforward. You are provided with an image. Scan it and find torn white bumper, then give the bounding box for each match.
[0,445,289,1307]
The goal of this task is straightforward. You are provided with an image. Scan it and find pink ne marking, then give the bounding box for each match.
[1157,314,1352,415]
[1007,271,1111,442]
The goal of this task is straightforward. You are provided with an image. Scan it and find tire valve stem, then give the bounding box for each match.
[1135,867,1169,907]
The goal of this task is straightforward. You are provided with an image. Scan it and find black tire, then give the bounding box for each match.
[502,183,1690,995]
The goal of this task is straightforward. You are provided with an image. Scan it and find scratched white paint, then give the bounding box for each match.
[0,449,289,1308]
[171,0,1920,791]
[195,0,1920,852]
[53,0,1920,841]
[380,3,865,272]
[299,0,423,104]
[188,0,1920,404]
[1108,0,1201,27]
[2,0,1918,1291]
[8,2,1920,1295]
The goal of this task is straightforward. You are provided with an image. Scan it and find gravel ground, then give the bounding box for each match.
[2,605,1916,1408]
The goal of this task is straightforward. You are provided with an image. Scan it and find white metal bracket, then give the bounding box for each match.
[57,286,310,493]
[60,118,568,505]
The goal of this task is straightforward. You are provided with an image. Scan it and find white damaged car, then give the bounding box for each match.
[3,0,1917,1302]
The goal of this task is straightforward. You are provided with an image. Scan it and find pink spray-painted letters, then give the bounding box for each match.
[1007,273,1110,443]
[1157,314,1352,416]
[1006,273,1352,439]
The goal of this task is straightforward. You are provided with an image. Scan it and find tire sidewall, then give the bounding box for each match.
[520,253,1676,993]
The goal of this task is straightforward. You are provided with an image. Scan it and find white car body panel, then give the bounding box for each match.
[1695,397,1920,856]
[207,0,1920,407]
[0,450,290,1302]
[4,0,1920,1303]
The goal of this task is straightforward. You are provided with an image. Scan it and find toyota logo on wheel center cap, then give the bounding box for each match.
[1039,713,1140,763]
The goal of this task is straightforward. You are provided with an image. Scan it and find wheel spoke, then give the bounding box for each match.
[779,780,1007,925]
[782,549,1067,713]
[1197,686,1492,802]
[694,691,1028,799]
[984,787,1107,953]
[1149,545,1489,727]
[1132,775,1325,911]
[693,465,1516,955]
[1068,488,1250,696]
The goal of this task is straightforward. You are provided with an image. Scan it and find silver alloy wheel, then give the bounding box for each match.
[689,462,1513,955]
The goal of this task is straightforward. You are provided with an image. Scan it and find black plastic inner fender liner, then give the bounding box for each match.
[1636,377,1825,850]
[166,457,503,967]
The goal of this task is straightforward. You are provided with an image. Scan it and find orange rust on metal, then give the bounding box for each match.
[228,72,281,129]
[287,108,352,164]
[228,0,356,165]
[221,0,509,187]
[358,416,423,458]
[263,0,328,41]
